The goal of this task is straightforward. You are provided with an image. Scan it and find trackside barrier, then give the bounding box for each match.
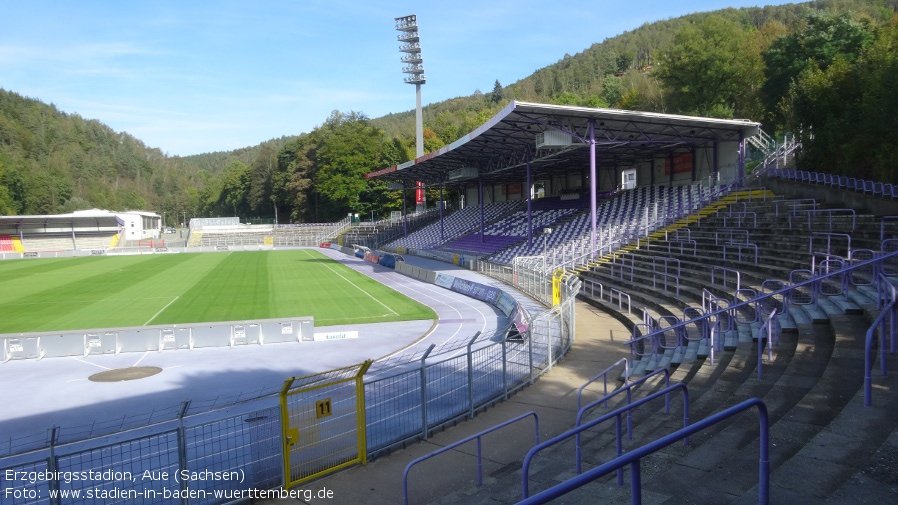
[522,383,689,497]
[517,398,770,505]
[1,317,315,362]
[401,411,539,505]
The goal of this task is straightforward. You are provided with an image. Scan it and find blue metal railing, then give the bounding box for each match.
[576,368,671,444]
[518,398,769,505]
[625,251,898,383]
[401,411,539,505]
[576,357,629,412]
[865,275,897,406]
[757,308,780,380]
[522,383,689,497]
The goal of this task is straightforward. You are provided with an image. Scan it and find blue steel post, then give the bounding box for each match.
[738,130,745,186]
[467,331,481,419]
[177,400,191,505]
[48,426,60,505]
[502,338,509,399]
[420,344,435,439]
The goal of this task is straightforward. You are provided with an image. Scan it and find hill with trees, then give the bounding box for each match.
[1,0,896,224]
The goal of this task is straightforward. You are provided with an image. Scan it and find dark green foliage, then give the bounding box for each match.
[785,15,898,182]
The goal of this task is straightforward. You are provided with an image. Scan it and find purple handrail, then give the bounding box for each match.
[576,357,629,412]
[626,252,898,372]
[518,398,770,505]
[401,411,539,505]
[757,308,779,380]
[522,383,688,497]
[574,368,672,475]
[865,276,897,407]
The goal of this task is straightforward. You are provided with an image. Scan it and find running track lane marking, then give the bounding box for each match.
[144,296,180,326]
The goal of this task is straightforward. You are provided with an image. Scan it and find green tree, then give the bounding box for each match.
[762,11,875,128]
[246,143,281,218]
[786,15,898,182]
[490,79,504,104]
[656,14,758,118]
[219,160,250,217]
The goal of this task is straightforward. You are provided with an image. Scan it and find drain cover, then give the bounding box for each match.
[88,366,162,382]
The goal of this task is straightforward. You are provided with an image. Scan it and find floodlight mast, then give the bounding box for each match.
[396,14,426,212]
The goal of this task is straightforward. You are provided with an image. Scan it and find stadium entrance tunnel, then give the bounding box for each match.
[88,366,163,382]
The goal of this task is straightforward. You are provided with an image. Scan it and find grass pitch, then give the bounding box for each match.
[0,249,436,333]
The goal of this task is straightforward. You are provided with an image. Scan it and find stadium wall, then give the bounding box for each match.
[1,317,315,362]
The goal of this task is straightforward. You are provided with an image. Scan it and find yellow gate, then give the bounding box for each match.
[279,360,371,487]
[552,269,566,306]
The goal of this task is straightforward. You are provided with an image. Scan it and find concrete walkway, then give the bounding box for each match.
[261,301,631,504]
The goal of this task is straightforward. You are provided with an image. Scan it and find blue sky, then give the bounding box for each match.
[1,1,798,156]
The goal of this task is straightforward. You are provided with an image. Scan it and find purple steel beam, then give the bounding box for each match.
[713,141,719,179]
[589,119,597,251]
[691,145,697,182]
[668,151,675,186]
[527,149,533,249]
[479,177,485,243]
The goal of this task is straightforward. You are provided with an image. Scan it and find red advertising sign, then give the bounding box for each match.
[664,152,693,175]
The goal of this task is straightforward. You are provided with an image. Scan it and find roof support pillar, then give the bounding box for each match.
[691,145,697,183]
[738,131,745,186]
[439,179,444,241]
[526,149,532,249]
[479,176,485,243]
[668,151,675,187]
[403,185,408,237]
[589,118,597,252]
[713,141,719,179]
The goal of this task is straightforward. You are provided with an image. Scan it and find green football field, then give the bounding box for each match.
[0,249,436,334]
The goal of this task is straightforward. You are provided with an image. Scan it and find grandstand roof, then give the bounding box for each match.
[0,209,125,230]
[366,101,761,186]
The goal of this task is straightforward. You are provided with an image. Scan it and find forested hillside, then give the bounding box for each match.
[1,0,896,224]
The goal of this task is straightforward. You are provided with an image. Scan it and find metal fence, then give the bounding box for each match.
[0,271,577,505]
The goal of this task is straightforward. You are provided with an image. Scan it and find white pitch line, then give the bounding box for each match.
[307,251,399,316]
[144,296,180,326]
[132,351,150,367]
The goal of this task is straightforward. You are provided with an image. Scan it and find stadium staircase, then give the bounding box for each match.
[405,187,898,504]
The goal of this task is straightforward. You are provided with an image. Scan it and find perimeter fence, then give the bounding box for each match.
[0,268,578,505]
